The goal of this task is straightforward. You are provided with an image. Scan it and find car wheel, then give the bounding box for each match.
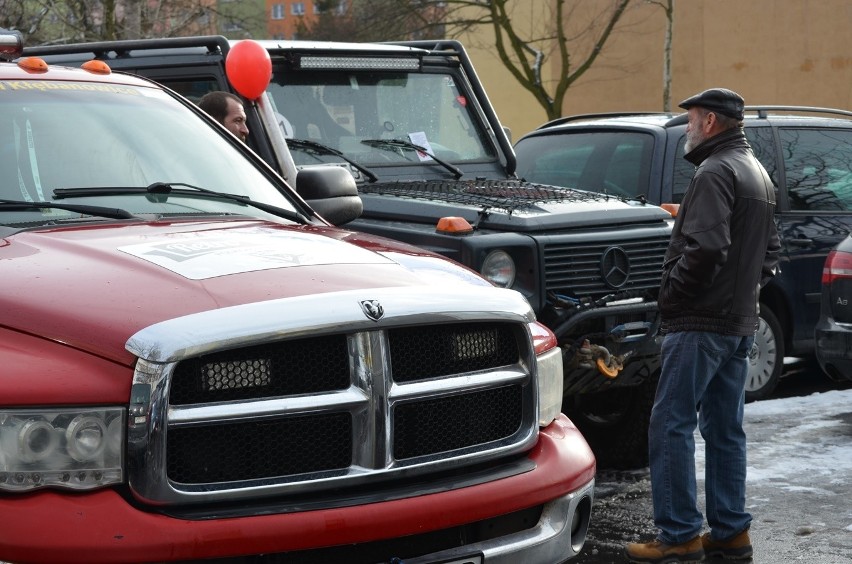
[745,305,784,402]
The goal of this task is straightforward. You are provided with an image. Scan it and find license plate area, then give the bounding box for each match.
[429,554,483,564]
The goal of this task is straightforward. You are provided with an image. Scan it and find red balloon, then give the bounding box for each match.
[225,40,272,100]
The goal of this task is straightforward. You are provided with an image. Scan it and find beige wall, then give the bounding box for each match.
[459,0,852,140]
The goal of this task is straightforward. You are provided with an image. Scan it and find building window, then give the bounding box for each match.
[271,4,284,19]
[292,2,305,15]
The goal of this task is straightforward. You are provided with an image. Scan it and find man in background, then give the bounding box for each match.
[198,91,249,143]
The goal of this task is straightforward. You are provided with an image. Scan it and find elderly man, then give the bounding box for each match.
[625,88,780,563]
[198,91,249,143]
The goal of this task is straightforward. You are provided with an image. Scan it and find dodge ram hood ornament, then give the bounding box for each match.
[360,299,384,321]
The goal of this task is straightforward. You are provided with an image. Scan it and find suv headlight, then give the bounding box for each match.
[0,407,125,492]
[481,250,516,288]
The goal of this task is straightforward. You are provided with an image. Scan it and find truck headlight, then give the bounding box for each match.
[530,322,563,426]
[0,407,125,492]
[536,347,563,426]
[481,250,516,288]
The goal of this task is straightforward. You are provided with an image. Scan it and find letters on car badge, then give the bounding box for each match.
[360,299,384,321]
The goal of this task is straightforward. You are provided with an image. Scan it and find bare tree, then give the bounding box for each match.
[451,0,633,121]
[296,0,633,121]
[647,0,674,111]
[296,0,445,42]
[1,0,264,44]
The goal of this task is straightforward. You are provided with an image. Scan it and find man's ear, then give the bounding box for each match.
[705,112,720,134]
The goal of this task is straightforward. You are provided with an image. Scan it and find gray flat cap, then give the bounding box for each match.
[678,88,745,120]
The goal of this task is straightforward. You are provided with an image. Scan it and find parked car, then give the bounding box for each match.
[515,106,852,401]
[0,29,596,563]
[815,233,852,381]
[24,36,675,470]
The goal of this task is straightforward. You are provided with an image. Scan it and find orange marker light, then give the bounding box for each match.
[436,216,473,234]
[82,60,111,75]
[660,203,680,217]
[17,57,48,73]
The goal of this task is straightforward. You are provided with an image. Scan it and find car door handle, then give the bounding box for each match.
[787,238,813,246]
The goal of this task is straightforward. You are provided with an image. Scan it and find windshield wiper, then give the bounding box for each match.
[360,139,464,179]
[287,138,378,183]
[0,199,136,220]
[52,183,309,225]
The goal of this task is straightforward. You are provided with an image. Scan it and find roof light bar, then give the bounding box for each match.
[299,56,420,71]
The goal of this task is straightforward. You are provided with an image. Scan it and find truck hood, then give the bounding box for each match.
[359,179,671,231]
[0,219,488,366]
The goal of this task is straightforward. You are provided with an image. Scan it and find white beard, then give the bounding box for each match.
[684,128,704,153]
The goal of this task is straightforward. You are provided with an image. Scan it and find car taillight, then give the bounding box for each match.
[822,249,852,285]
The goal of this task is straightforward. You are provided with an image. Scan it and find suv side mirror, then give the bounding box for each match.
[296,166,363,225]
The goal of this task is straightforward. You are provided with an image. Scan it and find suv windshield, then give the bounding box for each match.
[515,131,655,199]
[266,69,497,168]
[0,80,298,225]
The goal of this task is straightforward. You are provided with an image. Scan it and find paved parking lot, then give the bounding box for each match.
[574,361,852,563]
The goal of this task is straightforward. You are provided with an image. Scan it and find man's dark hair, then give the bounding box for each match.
[198,91,244,124]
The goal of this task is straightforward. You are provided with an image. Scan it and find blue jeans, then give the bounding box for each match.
[649,331,754,544]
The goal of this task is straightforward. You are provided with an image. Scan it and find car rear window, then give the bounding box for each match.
[515,131,654,199]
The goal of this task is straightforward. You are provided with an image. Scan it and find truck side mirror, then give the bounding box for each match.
[296,166,363,225]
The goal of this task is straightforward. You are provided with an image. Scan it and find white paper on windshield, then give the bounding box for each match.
[408,131,434,162]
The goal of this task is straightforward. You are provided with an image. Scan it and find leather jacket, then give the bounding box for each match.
[659,127,781,335]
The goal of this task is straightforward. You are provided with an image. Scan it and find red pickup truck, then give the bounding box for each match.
[0,29,594,563]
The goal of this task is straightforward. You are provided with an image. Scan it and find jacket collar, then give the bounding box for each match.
[684,127,748,166]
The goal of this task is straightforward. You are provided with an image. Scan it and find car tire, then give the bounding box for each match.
[745,305,784,402]
[566,369,659,470]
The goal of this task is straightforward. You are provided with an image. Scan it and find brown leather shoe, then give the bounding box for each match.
[700,529,753,560]
[625,536,705,563]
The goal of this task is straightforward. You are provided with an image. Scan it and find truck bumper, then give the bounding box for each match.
[0,414,595,564]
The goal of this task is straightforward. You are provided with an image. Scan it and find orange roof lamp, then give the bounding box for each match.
[82,60,111,75]
[660,203,680,217]
[435,216,473,235]
[17,56,48,73]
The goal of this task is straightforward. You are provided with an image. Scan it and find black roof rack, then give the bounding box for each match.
[743,105,852,119]
[22,35,229,60]
[540,105,852,131]
[537,111,676,130]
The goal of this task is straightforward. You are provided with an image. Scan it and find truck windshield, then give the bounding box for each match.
[266,69,497,167]
[0,81,298,219]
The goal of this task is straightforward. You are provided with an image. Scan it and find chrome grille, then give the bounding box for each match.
[168,412,353,484]
[389,323,520,382]
[169,334,350,404]
[393,385,523,460]
[543,233,669,298]
[125,286,539,505]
